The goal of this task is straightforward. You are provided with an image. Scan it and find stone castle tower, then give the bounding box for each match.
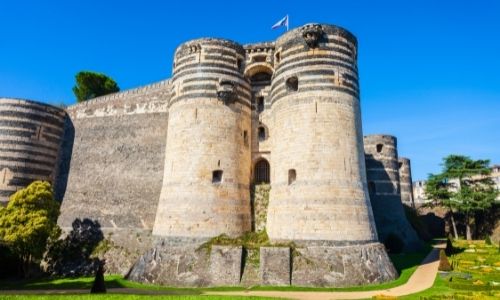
[266,25,377,245]
[0,98,66,205]
[0,23,421,287]
[364,135,421,251]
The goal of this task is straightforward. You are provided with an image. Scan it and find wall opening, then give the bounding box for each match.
[243,130,249,146]
[237,58,243,72]
[212,170,223,184]
[250,72,272,85]
[286,76,298,92]
[368,181,376,195]
[257,97,265,112]
[253,55,267,63]
[398,162,403,169]
[275,52,281,63]
[258,126,266,141]
[254,159,270,184]
[288,169,296,185]
[376,144,383,153]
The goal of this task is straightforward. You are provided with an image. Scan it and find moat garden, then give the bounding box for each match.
[0,239,498,299]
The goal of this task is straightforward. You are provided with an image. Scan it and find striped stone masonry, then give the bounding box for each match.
[398,157,415,208]
[0,98,66,204]
[266,24,377,245]
[153,38,253,239]
[364,134,422,251]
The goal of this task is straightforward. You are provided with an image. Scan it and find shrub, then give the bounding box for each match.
[438,249,452,271]
[485,235,492,245]
[384,233,404,254]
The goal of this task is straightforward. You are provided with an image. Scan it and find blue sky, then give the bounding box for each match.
[0,0,499,180]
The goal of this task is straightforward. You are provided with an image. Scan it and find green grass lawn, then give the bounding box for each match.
[0,244,431,294]
[0,296,277,300]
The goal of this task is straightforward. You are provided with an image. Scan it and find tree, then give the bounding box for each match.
[0,181,60,277]
[72,71,119,102]
[425,155,498,240]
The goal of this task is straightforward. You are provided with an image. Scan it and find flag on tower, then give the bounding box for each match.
[272,15,289,31]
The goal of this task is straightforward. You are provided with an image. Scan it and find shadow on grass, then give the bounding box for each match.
[0,276,201,295]
[0,244,437,294]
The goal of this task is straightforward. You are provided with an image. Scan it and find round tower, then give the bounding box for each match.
[398,157,415,208]
[364,134,421,250]
[152,38,252,240]
[0,98,66,204]
[266,24,378,245]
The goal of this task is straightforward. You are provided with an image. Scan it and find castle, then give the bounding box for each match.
[0,23,422,287]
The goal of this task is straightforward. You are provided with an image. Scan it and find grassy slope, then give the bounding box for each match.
[0,296,276,300]
[0,245,431,294]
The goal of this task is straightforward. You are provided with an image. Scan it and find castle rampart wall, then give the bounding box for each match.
[0,98,66,204]
[57,80,171,233]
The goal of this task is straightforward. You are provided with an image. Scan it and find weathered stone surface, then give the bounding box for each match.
[240,248,260,286]
[260,247,290,286]
[266,25,379,246]
[209,246,242,286]
[364,135,423,252]
[292,243,397,287]
[0,98,66,204]
[399,157,414,208]
[127,242,211,287]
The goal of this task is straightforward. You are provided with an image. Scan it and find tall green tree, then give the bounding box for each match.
[72,71,119,102]
[0,181,60,277]
[425,155,498,240]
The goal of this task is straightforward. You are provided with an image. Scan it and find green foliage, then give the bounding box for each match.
[200,230,271,253]
[72,71,119,102]
[0,181,60,276]
[438,249,453,271]
[485,236,492,245]
[425,155,499,240]
[384,233,404,254]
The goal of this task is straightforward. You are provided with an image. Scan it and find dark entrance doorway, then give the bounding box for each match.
[254,159,270,184]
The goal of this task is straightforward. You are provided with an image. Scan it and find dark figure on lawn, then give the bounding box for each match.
[91,260,106,293]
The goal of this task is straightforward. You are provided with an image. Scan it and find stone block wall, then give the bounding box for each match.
[0,98,66,204]
[56,81,171,272]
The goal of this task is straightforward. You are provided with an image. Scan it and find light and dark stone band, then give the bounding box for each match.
[0,98,66,203]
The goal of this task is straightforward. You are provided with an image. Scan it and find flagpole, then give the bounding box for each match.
[286,15,289,31]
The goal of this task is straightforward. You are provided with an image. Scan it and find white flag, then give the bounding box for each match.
[272,15,289,31]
